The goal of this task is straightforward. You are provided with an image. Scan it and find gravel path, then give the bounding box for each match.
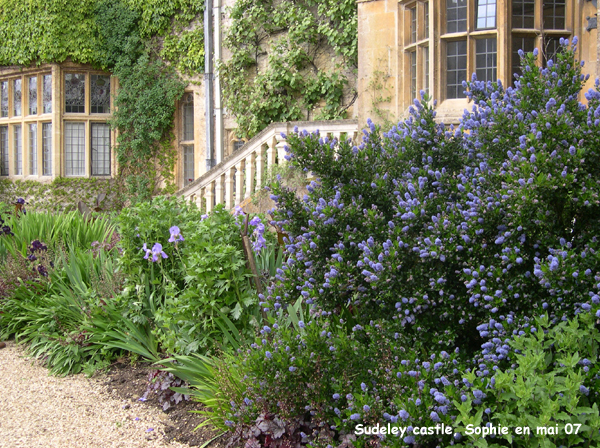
[0,341,190,448]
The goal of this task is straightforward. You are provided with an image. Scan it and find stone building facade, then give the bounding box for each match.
[357,0,600,125]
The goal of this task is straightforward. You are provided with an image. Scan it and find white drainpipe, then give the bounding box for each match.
[214,0,224,164]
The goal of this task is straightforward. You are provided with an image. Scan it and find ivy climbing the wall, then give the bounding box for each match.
[0,0,205,203]
[94,0,186,202]
[220,0,358,139]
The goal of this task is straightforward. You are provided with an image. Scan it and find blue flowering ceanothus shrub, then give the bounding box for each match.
[268,38,600,357]
[209,39,600,447]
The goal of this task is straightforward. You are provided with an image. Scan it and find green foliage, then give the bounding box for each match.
[0,0,98,66]
[161,26,206,77]
[0,247,124,375]
[110,54,185,201]
[127,0,203,38]
[0,0,204,68]
[93,0,143,69]
[455,313,600,448]
[220,0,357,139]
[0,178,123,212]
[0,210,115,258]
[116,196,270,355]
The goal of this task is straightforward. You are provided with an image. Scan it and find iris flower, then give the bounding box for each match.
[151,243,168,262]
[168,226,184,243]
[142,243,152,260]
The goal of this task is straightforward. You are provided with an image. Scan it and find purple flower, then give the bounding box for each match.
[141,243,152,260]
[30,240,48,252]
[168,226,184,243]
[350,413,361,421]
[150,243,168,262]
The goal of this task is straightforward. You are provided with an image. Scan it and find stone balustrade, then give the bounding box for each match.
[178,119,358,211]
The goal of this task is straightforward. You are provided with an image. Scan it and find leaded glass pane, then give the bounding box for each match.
[424,46,430,94]
[43,122,52,176]
[476,38,497,83]
[410,50,417,100]
[183,145,194,186]
[29,77,37,115]
[446,0,467,33]
[476,0,496,29]
[512,36,536,82]
[183,93,194,141]
[14,125,22,175]
[65,122,85,176]
[91,123,111,176]
[233,140,245,151]
[29,123,37,175]
[13,79,21,116]
[410,7,417,43]
[91,75,110,114]
[0,126,8,176]
[424,2,429,38]
[0,82,7,118]
[446,40,467,98]
[43,75,52,114]
[65,74,85,113]
[543,0,566,30]
[512,0,535,28]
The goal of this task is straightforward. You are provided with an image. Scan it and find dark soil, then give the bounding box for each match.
[105,360,230,447]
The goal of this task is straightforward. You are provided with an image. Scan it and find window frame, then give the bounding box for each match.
[0,125,8,176]
[90,121,111,176]
[179,90,197,188]
[438,0,498,100]
[509,0,572,85]
[402,1,431,104]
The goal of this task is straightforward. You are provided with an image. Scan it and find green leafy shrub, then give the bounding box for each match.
[454,312,600,448]
[116,196,272,355]
[220,0,357,139]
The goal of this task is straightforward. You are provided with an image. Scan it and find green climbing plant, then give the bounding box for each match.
[0,0,205,202]
[220,0,358,139]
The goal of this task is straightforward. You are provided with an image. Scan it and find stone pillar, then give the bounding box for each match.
[235,161,244,206]
[266,136,277,167]
[245,153,255,199]
[215,175,224,206]
[205,183,214,213]
[256,146,265,190]
[224,166,234,209]
[275,133,287,163]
